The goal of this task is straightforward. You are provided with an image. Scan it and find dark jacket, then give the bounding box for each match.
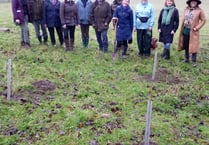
[33,0,43,21]
[90,0,112,31]
[60,1,80,26]
[158,7,179,43]
[43,0,62,27]
[114,4,133,41]
[76,0,92,24]
[12,0,34,24]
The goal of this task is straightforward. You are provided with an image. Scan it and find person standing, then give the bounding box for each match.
[12,0,34,48]
[90,0,112,53]
[158,0,179,59]
[43,0,63,47]
[112,0,133,60]
[111,0,122,15]
[133,0,155,57]
[33,0,48,45]
[76,0,92,48]
[178,0,206,66]
[60,0,80,51]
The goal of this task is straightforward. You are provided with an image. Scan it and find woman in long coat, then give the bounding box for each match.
[158,0,179,59]
[178,0,206,66]
[112,0,133,60]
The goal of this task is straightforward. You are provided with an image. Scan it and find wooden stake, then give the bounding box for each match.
[7,59,12,100]
[151,48,158,81]
[144,100,152,145]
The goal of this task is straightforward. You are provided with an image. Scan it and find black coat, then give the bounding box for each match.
[158,7,179,43]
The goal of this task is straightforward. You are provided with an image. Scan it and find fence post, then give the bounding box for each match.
[7,59,12,100]
[144,100,152,145]
[151,48,158,81]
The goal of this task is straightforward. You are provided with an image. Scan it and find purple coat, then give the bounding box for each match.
[12,0,34,24]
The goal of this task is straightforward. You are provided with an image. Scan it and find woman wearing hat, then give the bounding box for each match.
[178,0,206,66]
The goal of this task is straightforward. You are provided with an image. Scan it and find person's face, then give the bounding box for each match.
[141,0,147,4]
[190,1,197,7]
[166,0,173,7]
[122,0,129,6]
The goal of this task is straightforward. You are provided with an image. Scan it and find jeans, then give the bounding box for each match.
[48,26,63,45]
[95,30,108,52]
[20,15,30,44]
[33,20,48,42]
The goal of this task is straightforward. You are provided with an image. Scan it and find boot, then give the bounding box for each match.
[43,37,48,45]
[85,36,89,48]
[82,36,86,48]
[69,38,74,50]
[164,49,170,60]
[161,48,166,58]
[192,53,197,66]
[38,36,42,45]
[64,39,70,51]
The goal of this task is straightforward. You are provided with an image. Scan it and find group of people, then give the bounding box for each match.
[11,0,206,66]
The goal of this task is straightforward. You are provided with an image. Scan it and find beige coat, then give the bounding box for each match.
[178,7,206,53]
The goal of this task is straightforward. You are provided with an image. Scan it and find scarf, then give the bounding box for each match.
[161,6,175,25]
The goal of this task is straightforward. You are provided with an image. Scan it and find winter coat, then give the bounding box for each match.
[76,0,92,24]
[33,0,44,21]
[133,1,155,30]
[12,0,34,24]
[90,0,112,31]
[60,1,80,26]
[113,4,133,41]
[178,6,206,53]
[43,0,62,27]
[158,7,179,43]
[111,0,122,15]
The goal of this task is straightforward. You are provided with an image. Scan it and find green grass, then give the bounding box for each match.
[0,2,209,145]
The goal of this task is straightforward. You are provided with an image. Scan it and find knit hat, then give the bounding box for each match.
[186,0,201,5]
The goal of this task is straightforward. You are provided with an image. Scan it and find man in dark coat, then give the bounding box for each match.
[158,0,179,59]
[12,0,34,48]
[90,0,112,53]
[43,0,63,47]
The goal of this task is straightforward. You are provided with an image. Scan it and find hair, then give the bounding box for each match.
[164,0,175,7]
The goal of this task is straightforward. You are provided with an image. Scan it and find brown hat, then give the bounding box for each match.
[186,0,201,5]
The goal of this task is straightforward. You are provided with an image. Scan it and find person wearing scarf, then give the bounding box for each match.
[178,0,206,66]
[158,0,179,59]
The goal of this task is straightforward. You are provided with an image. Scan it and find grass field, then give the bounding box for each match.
[0,1,209,145]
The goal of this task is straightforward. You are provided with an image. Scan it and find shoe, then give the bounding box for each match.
[183,59,189,63]
[24,43,31,49]
[53,44,56,48]
[20,41,25,47]
[122,55,127,59]
[112,52,119,60]
[192,62,197,67]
